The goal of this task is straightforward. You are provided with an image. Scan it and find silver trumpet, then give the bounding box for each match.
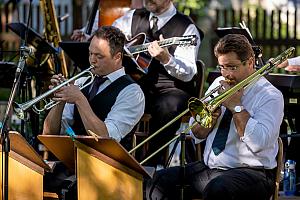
[13,65,95,119]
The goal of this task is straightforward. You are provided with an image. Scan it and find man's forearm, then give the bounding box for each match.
[75,98,109,137]
[43,103,65,135]
[191,123,212,139]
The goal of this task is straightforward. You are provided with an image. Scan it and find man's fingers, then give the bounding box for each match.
[159,34,165,41]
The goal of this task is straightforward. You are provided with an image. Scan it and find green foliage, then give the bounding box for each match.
[0,88,10,100]
[174,0,208,16]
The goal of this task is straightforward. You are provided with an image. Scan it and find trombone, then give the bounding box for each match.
[13,65,95,119]
[130,47,295,164]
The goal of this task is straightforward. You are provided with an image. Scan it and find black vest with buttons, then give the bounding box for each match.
[131,8,203,96]
[71,75,135,149]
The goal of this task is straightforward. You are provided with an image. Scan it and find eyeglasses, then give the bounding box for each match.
[217,60,247,72]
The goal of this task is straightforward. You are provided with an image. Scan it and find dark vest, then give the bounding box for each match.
[131,8,203,96]
[72,75,135,144]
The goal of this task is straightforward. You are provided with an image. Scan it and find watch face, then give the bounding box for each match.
[234,106,242,112]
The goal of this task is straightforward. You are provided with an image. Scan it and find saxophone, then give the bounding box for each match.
[40,0,68,77]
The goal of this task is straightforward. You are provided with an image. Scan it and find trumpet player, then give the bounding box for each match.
[42,26,145,195]
[146,34,284,200]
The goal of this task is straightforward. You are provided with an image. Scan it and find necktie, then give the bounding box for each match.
[150,16,158,35]
[88,76,107,100]
[212,109,233,155]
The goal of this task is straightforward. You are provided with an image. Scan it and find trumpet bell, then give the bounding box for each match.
[188,97,212,128]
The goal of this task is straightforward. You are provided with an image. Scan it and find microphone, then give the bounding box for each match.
[19,46,34,56]
[58,13,70,23]
[15,45,34,74]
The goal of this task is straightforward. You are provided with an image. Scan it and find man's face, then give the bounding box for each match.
[144,0,171,15]
[217,52,254,84]
[88,37,120,76]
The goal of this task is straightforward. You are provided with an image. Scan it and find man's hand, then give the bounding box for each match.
[70,29,87,42]
[52,84,85,104]
[49,74,66,89]
[191,108,222,139]
[147,34,170,64]
[49,74,84,104]
[219,80,243,112]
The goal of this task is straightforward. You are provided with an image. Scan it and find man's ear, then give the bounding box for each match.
[114,52,122,62]
[248,57,255,68]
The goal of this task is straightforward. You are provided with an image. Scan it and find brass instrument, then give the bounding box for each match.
[189,46,295,128]
[40,0,68,77]
[13,66,95,119]
[130,47,295,164]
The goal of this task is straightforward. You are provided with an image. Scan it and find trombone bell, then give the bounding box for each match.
[188,97,213,128]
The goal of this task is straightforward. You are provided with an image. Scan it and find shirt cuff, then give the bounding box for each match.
[162,55,175,68]
[105,121,123,142]
[288,57,300,66]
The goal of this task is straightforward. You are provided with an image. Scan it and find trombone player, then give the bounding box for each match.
[145,34,284,200]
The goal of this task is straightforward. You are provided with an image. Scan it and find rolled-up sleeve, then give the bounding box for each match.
[104,83,145,142]
[163,24,201,82]
[240,90,284,153]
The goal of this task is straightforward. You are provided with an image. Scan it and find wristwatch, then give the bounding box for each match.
[233,105,244,114]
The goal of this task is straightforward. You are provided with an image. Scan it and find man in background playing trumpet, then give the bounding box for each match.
[43,25,144,145]
[42,26,145,197]
[43,26,144,143]
[145,34,284,200]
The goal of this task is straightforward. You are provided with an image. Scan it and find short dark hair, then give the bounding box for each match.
[92,26,125,57]
[214,34,254,61]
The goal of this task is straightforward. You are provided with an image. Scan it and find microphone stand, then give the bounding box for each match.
[1,1,33,199]
[165,131,189,200]
[0,44,32,200]
[179,131,187,200]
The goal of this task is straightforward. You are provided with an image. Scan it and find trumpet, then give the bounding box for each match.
[130,47,295,163]
[13,66,95,119]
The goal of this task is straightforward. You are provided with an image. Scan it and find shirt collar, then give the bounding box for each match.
[149,3,176,29]
[104,67,126,83]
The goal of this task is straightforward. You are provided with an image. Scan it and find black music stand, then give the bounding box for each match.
[7,22,56,54]
[59,41,90,70]
[215,27,255,44]
[0,62,16,88]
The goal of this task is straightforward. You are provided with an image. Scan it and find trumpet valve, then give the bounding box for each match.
[12,102,25,120]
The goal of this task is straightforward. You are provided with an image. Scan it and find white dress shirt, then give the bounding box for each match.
[62,67,145,142]
[287,56,300,65]
[190,76,284,169]
[112,4,201,82]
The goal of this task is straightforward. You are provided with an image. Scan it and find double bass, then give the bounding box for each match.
[86,0,141,32]
[98,0,132,27]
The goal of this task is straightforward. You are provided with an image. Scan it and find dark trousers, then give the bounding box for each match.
[144,87,192,166]
[145,161,275,200]
[44,162,77,200]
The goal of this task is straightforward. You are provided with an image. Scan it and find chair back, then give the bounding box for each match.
[273,137,284,200]
[195,59,205,98]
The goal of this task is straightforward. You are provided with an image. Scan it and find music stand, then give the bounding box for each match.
[7,22,56,54]
[215,27,255,45]
[59,41,90,70]
[0,62,16,88]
